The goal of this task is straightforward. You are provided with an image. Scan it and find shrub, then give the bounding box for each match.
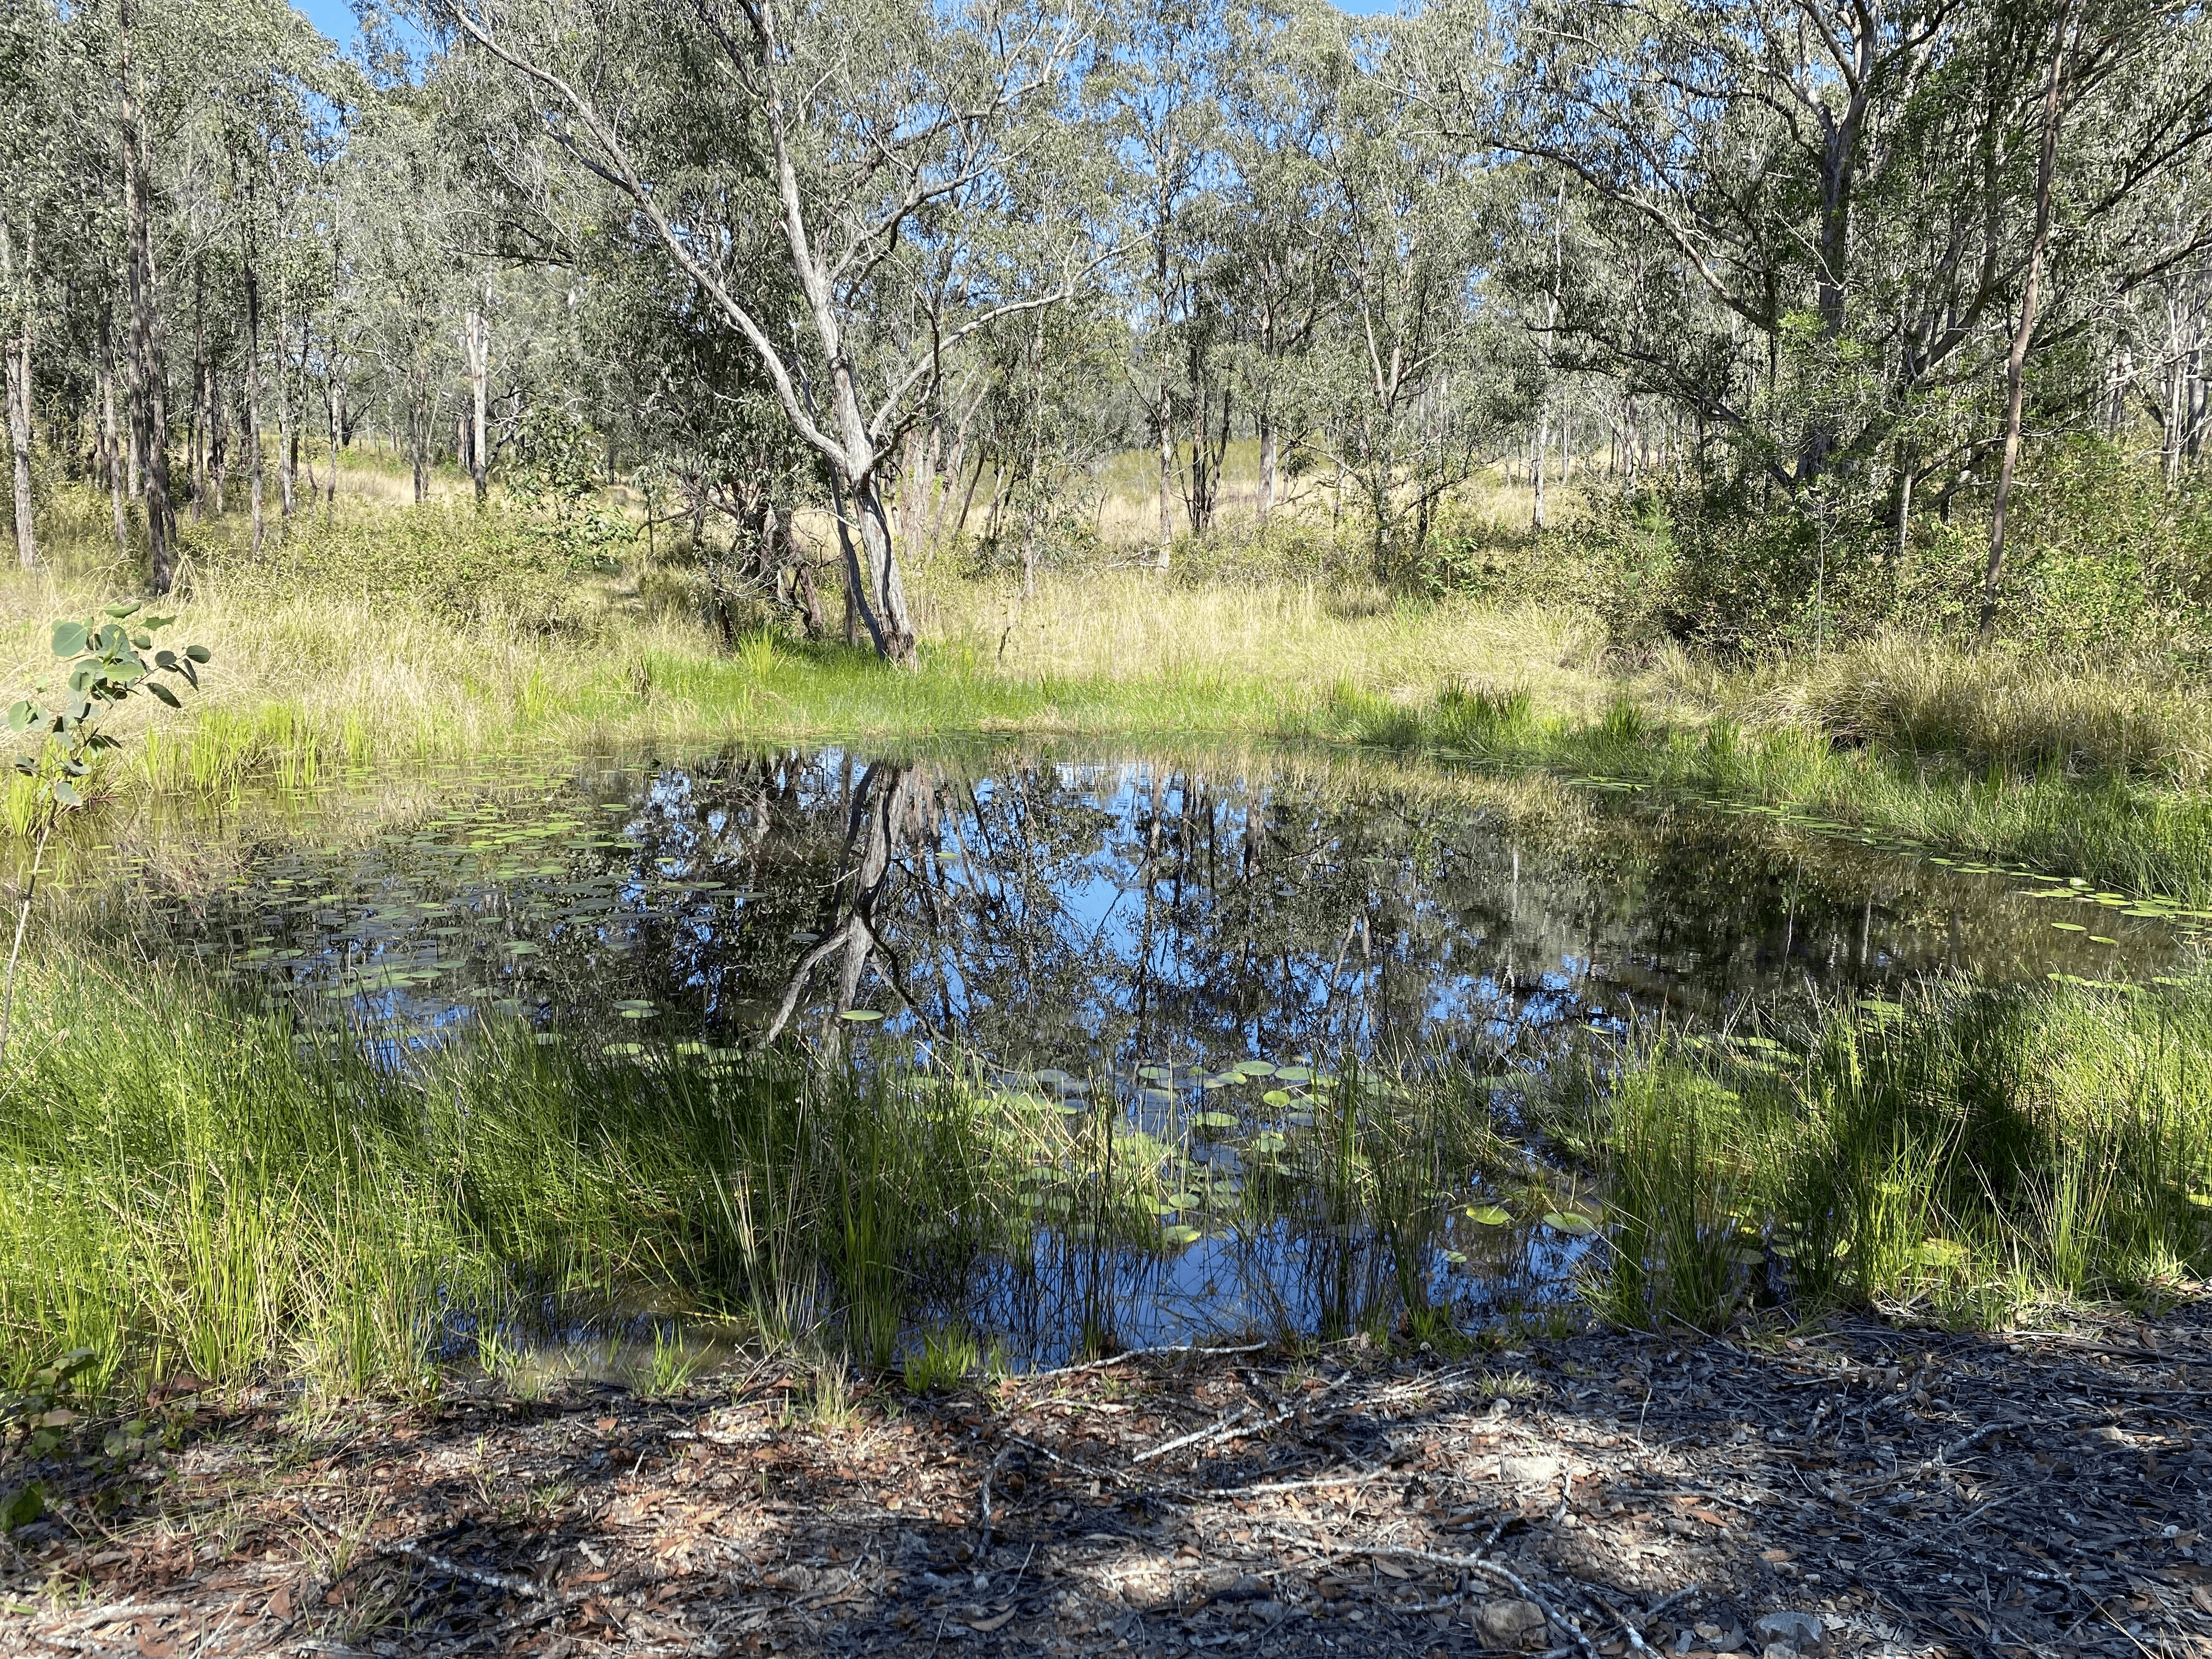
[212,506,613,634]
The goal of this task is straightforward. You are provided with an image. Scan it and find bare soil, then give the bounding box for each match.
[3,1306,2209,1659]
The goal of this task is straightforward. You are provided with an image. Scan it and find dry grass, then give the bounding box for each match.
[921,571,1615,714]
[1655,633,2212,787]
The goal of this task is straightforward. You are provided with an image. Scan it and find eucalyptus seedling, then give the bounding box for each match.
[2,602,211,1055]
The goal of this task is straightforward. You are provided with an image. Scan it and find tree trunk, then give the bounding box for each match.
[1531,411,1548,532]
[324,361,340,515]
[464,302,489,503]
[410,403,428,504]
[275,262,295,516]
[0,213,35,570]
[189,255,206,521]
[1155,373,1173,571]
[99,306,128,556]
[243,205,266,558]
[121,0,177,592]
[1257,412,1276,526]
[1979,6,2069,647]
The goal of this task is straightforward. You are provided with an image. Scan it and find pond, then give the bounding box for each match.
[67,744,2207,1365]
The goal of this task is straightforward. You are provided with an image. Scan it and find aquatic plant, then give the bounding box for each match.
[1587,978,2212,1328]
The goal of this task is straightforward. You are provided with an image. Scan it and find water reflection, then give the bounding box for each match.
[109,746,2190,1066]
[80,747,2197,1358]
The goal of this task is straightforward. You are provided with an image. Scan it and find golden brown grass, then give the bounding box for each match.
[1655,633,2212,787]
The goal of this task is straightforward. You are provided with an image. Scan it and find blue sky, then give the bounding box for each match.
[292,0,357,45]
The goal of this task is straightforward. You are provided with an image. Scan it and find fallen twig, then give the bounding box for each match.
[1132,1371,1351,1464]
[385,1538,547,1599]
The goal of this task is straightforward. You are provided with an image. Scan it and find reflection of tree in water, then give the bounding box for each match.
[757,763,930,1043]
[600,752,2069,1068]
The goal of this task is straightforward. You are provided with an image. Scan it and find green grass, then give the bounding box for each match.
[11,493,2212,906]
[0,954,1116,1398]
[1583,977,2212,1330]
[1310,672,2212,907]
[3,947,2204,1404]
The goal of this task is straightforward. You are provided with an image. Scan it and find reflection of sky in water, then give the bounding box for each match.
[122,746,2196,1067]
[98,748,2200,1358]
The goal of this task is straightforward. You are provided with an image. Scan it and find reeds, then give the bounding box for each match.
[1586,978,2212,1329]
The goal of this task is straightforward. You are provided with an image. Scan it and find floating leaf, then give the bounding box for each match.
[1194,1111,1238,1129]
[1542,1211,1598,1237]
[1465,1205,1511,1226]
[839,1009,884,1023]
[1262,1088,1293,1107]
[1237,1060,1276,1077]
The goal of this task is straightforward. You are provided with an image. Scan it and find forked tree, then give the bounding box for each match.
[440,0,1106,665]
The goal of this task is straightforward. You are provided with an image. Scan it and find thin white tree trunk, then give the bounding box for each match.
[1979,5,2069,645]
[464,302,489,503]
[0,213,34,569]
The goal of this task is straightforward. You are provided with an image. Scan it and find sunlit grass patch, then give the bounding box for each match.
[1583,978,2212,1329]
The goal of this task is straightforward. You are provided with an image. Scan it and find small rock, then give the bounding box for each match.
[1497,1453,1562,1489]
[1477,1596,1547,1648]
[1753,1611,1827,1654]
[1195,1568,1263,1600]
[1762,1645,1799,1659]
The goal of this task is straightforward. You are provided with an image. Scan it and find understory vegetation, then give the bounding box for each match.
[4,941,2207,1403]
[9,443,2212,906]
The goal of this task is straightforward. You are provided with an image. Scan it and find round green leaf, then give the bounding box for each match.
[184,645,212,664]
[49,622,88,657]
[1465,1204,1511,1226]
[1542,1211,1598,1237]
[839,1009,884,1022]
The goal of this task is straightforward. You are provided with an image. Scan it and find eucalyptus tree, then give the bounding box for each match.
[438,0,1109,665]
[1212,1,1340,527]
[340,91,470,504]
[183,0,338,549]
[1489,0,2212,506]
[1308,8,1522,576]
[0,3,70,568]
[1092,0,1244,554]
[0,4,72,571]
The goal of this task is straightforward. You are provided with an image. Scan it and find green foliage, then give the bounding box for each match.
[1584,1066,1755,1331]
[225,509,612,632]
[6,603,210,806]
[1589,980,2212,1328]
[900,1324,983,1393]
[1427,441,2212,659]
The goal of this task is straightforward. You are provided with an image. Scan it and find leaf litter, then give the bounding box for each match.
[3,1302,2208,1659]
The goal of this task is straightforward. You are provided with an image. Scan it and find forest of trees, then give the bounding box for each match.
[1,0,2208,661]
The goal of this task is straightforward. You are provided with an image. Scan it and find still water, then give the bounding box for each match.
[76,746,2204,1359]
